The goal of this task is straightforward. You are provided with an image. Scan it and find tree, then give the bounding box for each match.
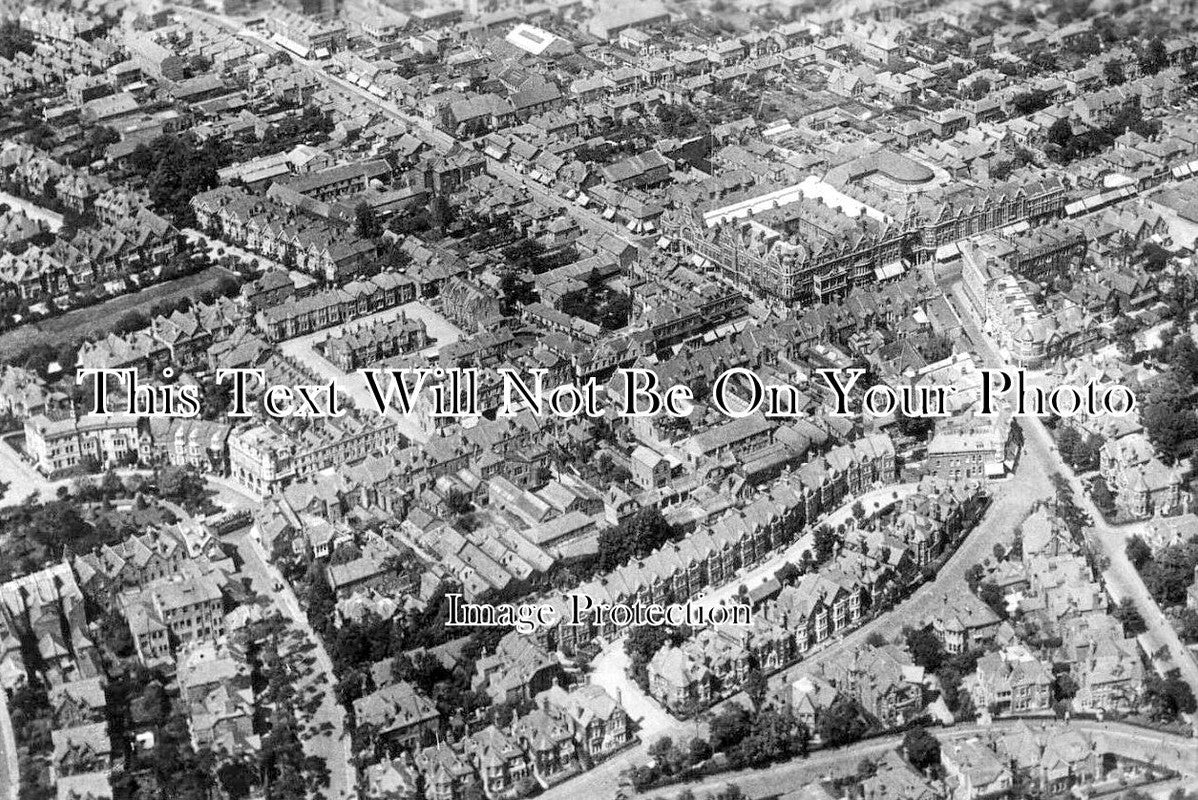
[1103,61,1125,86]
[903,727,941,773]
[113,310,150,335]
[1177,607,1198,644]
[817,697,868,748]
[1168,334,1198,385]
[709,703,752,752]
[217,761,256,800]
[1139,537,1198,607]
[498,271,537,314]
[813,525,838,564]
[1145,671,1197,719]
[744,667,768,709]
[905,627,945,672]
[1047,117,1073,148]
[597,508,680,571]
[1126,535,1152,569]
[1052,671,1078,701]
[648,736,679,773]
[429,194,453,230]
[0,20,34,60]
[1090,476,1115,512]
[354,202,380,238]
[446,488,472,515]
[1056,425,1082,467]
[688,736,712,764]
[1140,372,1198,464]
[775,562,801,585]
[1140,37,1168,75]
[938,665,963,711]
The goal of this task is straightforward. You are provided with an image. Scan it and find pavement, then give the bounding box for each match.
[590,641,704,744]
[0,190,63,232]
[0,434,56,505]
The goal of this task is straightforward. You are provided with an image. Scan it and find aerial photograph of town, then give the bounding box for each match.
[0,0,1197,797]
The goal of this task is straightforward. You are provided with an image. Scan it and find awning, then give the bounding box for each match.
[874,262,905,280]
[985,462,1006,478]
[1172,159,1198,178]
[602,208,617,220]
[934,243,961,261]
[272,34,312,58]
[314,47,330,59]
[575,193,590,207]
[656,236,672,249]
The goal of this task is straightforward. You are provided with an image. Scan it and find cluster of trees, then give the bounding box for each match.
[1139,332,1198,463]
[251,106,334,158]
[501,238,578,276]
[499,271,539,314]
[1011,88,1053,116]
[632,703,812,792]
[597,507,682,572]
[1131,534,1198,608]
[105,665,222,800]
[1055,426,1104,473]
[307,580,504,722]
[1144,669,1197,721]
[894,629,979,719]
[0,499,116,580]
[1111,597,1147,636]
[1046,104,1161,165]
[625,624,692,693]
[127,133,225,225]
[251,619,332,800]
[559,275,632,331]
[0,20,33,60]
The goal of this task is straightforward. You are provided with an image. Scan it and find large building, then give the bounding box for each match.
[24,412,140,476]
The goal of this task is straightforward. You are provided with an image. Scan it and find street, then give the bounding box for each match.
[224,526,358,799]
[634,718,1198,800]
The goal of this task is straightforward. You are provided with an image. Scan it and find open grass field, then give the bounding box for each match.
[0,265,237,362]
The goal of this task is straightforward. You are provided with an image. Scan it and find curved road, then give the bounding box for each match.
[638,718,1198,800]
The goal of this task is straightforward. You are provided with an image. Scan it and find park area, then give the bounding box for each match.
[0,265,238,364]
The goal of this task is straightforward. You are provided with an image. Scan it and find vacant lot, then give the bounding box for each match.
[0,266,237,362]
